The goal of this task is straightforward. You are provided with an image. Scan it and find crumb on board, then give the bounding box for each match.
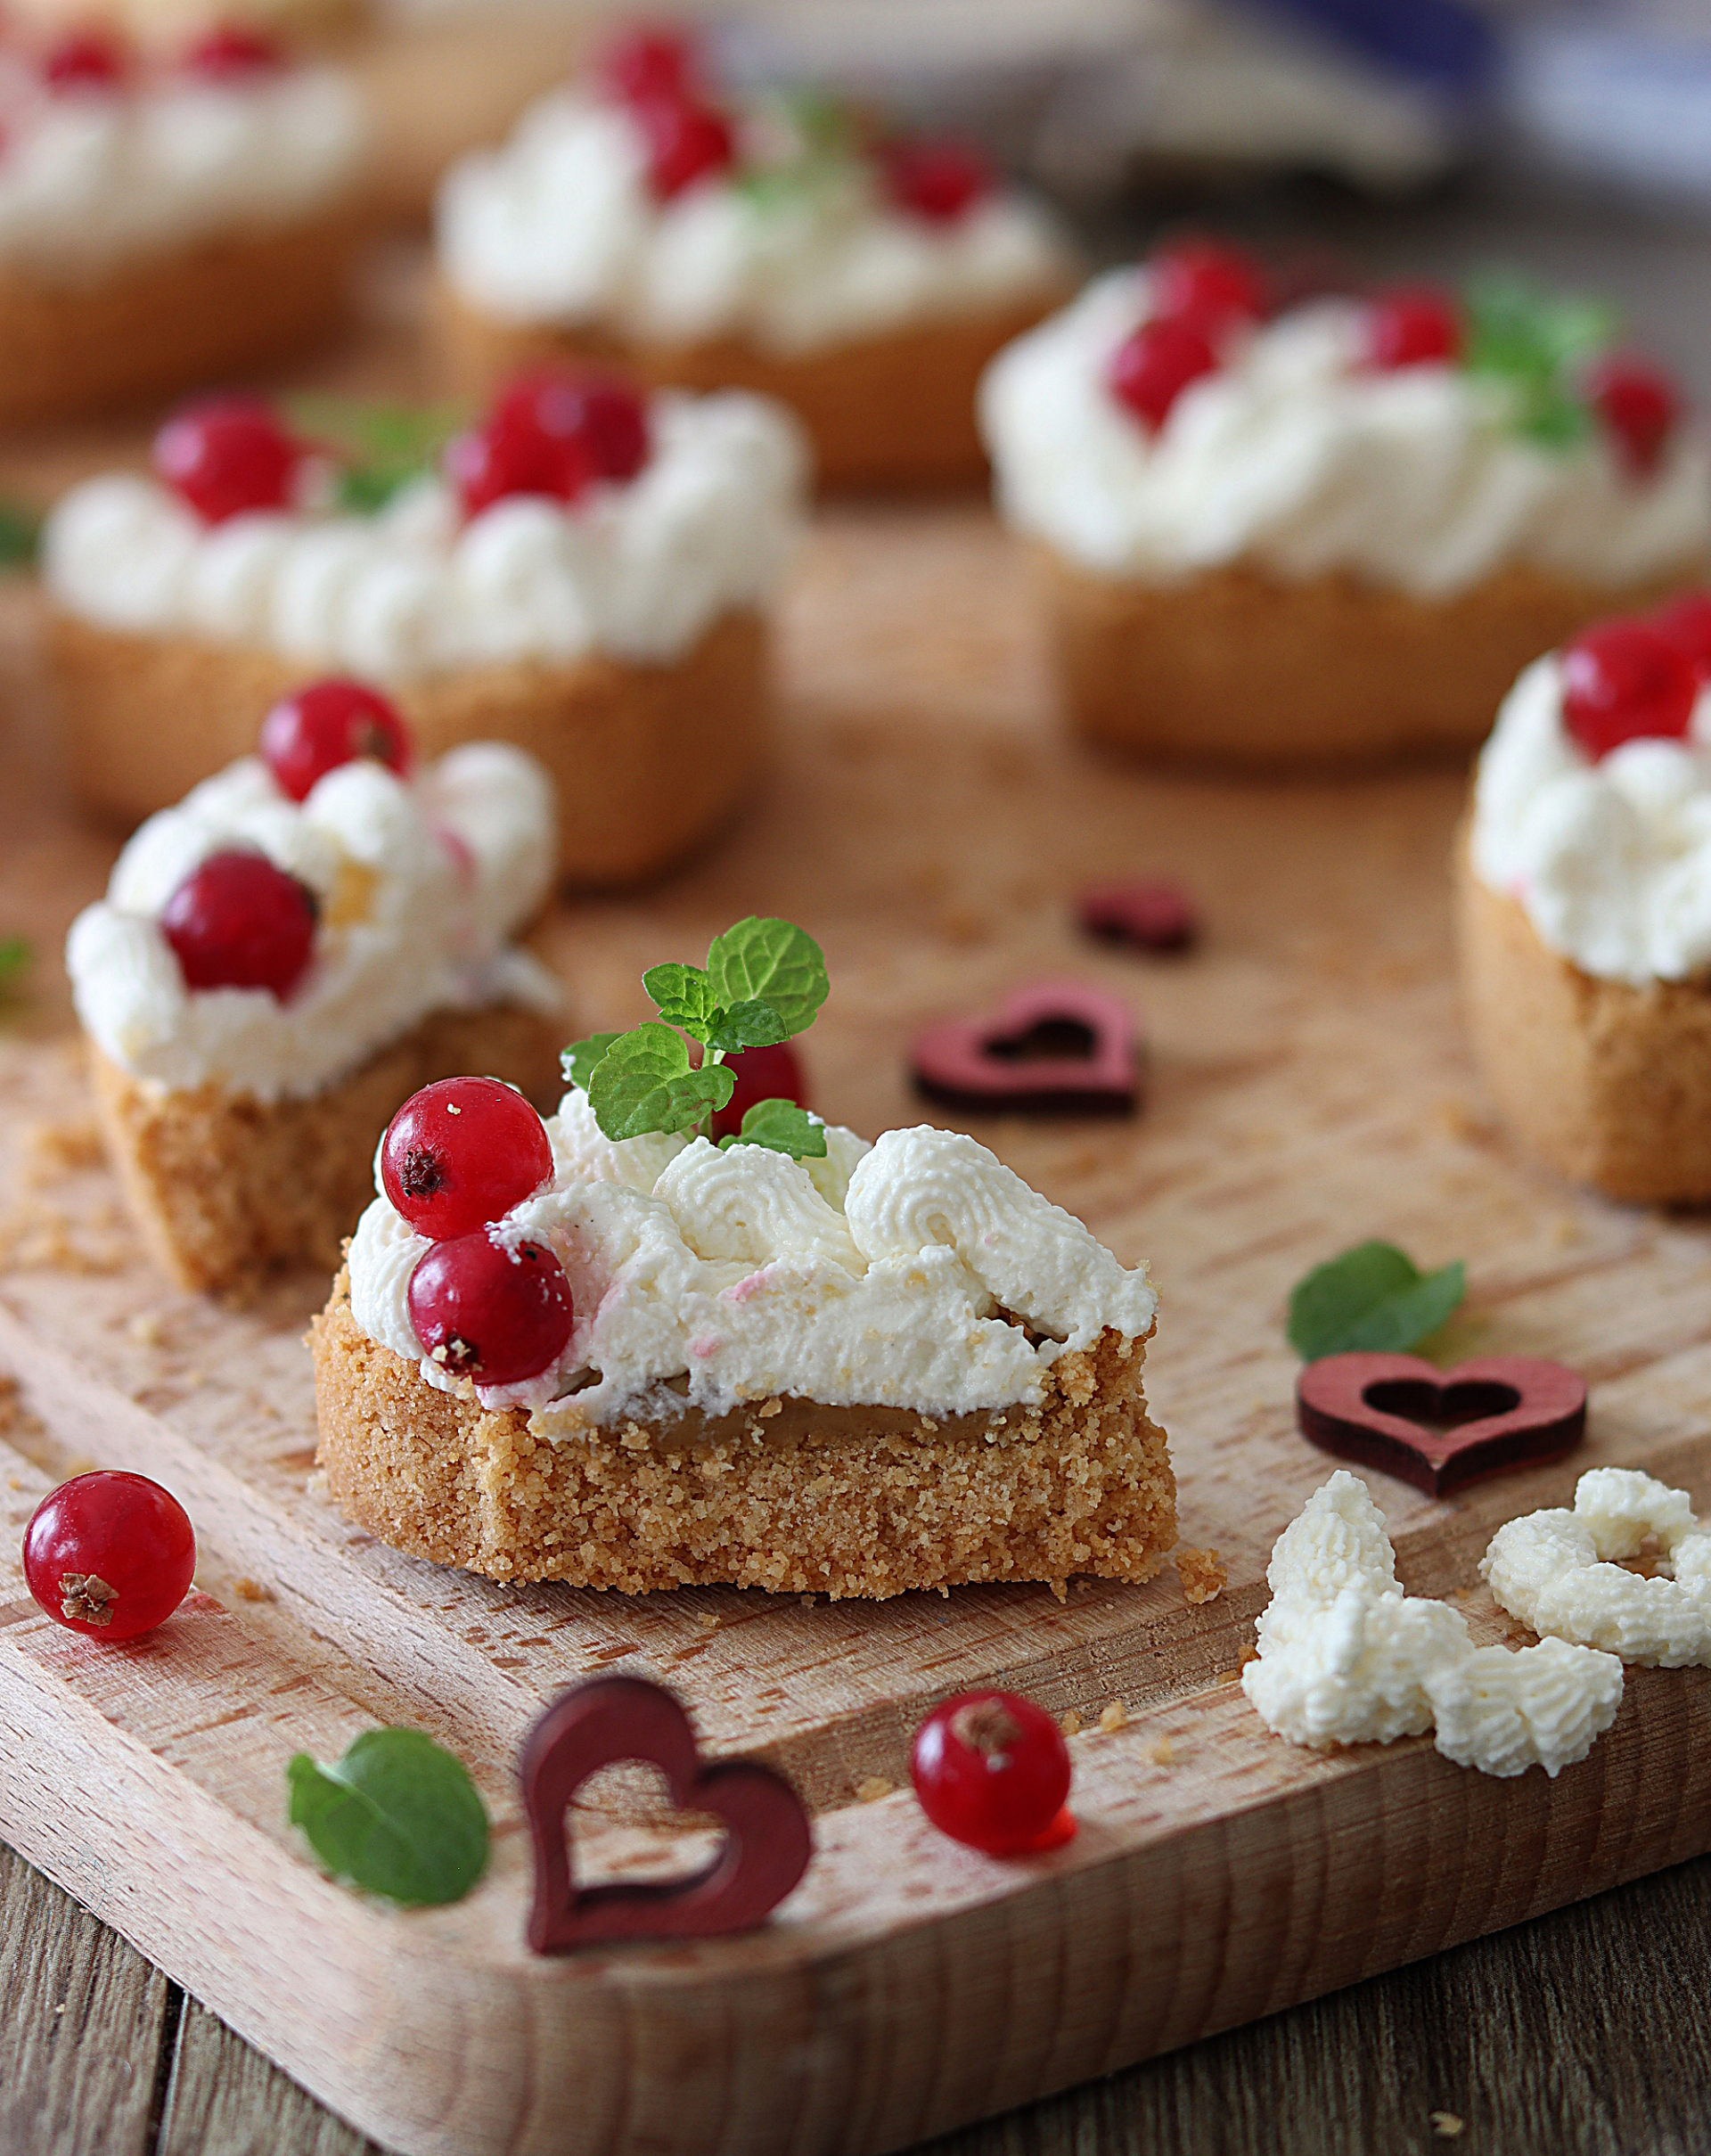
[126,1311,165,1349]
[1146,1737,1175,1768]
[1059,1709,1084,1737]
[694,1611,720,1631]
[1099,1700,1128,1734]
[25,1117,105,1185]
[232,1578,273,1603]
[855,1776,894,1803]
[1240,1644,1260,1668]
[1430,2113,1465,2139]
[1216,1668,1243,1686]
[799,1594,817,1608]
[1176,1545,1228,1605]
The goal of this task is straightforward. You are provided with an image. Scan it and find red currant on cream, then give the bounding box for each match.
[1561,619,1697,762]
[495,372,651,488]
[634,91,735,201]
[881,137,994,224]
[1107,315,1220,432]
[1364,285,1461,370]
[161,850,316,998]
[183,24,284,78]
[407,1231,574,1386]
[1585,354,1682,476]
[708,1041,806,1142]
[1151,240,1268,332]
[23,1471,196,1642]
[381,1076,554,1242]
[911,1691,1074,1857]
[43,33,127,91]
[1650,593,1711,681]
[153,396,302,524]
[260,678,413,801]
[597,25,696,105]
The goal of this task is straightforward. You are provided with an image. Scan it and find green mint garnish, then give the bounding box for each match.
[0,936,30,988]
[718,1099,827,1159]
[561,1030,624,1095]
[588,1021,736,1140]
[1461,275,1617,451]
[702,917,828,1036]
[0,502,40,570]
[283,395,470,513]
[287,1728,488,1907]
[1288,1242,1466,1364]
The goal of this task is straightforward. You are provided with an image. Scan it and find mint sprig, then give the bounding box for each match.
[1461,275,1617,451]
[0,502,40,569]
[590,1021,735,1140]
[1288,1242,1466,1364]
[719,1099,827,1160]
[284,395,469,513]
[0,936,29,990]
[287,1728,488,1906]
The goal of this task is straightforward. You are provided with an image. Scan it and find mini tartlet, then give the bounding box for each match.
[43,373,806,883]
[0,27,368,424]
[66,682,564,1292]
[1458,595,1711,1202]
[430,25,1075,490]
[980,244,1711,768]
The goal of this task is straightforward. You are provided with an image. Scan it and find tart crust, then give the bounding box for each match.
[0,197,366,427]
[431,278,1069,491]
[1455,839,1711,1203]
[48,606,769,887]
[92,1000,563,1295]
[1044,550,1702,770]
[310,1283,1176,1599]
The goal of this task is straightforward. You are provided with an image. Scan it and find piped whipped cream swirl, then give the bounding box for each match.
[348,1089,1159,1427]
[979,269,1711,597]
[42,390,806,676]
[67,743,560,1102]
[1470,653,1711,985]
[436,90,1072,357]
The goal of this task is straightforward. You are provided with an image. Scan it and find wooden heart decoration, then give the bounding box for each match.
[910,979,1140,1116]
[1077,877,1198,953]
[521,1675,812,1954]
[1295,1352,1587,1497]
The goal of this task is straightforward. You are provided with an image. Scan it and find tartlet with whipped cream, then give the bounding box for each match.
[980,243,1711,768]
[430,24,1076,490]
[67,682,564,1292]
[0,26,368,424]
[43,371,806,883]
[1459,594,1711,1201]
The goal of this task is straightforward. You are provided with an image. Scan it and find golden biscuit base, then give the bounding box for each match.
[1455,840,1711,1204]
[311,1284,1176,1599]
[47,607,770,887]
[430,277,1069,492]
[1044,550,1703,771]
[91,1000,563,1296]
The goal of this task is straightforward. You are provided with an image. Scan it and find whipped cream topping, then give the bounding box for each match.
[980,269,1711,598]
[436,90,1072,357]
[0,55,366,278]
[347,1090,1158,1426]
[1469,652,1711,985]
[67,743,559,1103]
[42,390,806,676]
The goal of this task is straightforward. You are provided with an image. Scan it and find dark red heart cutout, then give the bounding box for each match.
[521,1675,812,1954]
[910,978,1140,1116]
[1295,1352,1586,1497]
[1077,878,1198,953]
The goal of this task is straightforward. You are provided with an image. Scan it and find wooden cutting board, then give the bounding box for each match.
[5,495,1711,2156]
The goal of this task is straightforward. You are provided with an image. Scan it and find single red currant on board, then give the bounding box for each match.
[709,1041,807,1142]
[153,397,301,524]
[43,32,127,90]
[23,1472,196,1642]
[1650,592,1711,681]
[381,1076,555,1242]
[1151,240,1268,332]
[183,24,284,78]
[1585,354,1682,476]
[1561,619,1698,761]
[597,24,697,105]
[1364,285,1461,370]
[260,678,414,801]
[408,1231,575,1386]
[495,372,651,489]
[634,91,735,200]
[161,850,317,998]
[911,1691,1074,1856]
[881,137,993,223]
[1107,315,1220,432]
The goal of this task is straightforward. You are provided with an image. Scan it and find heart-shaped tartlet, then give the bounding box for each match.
[522,1675,812,1953]
[1077,878,1198,953]
[1295,1352,1587,1497]
[910,979,1140,1115]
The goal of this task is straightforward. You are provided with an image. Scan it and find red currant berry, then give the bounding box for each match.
[183,24,284,78]
[160,849,317,999]
[1585,353,1682,477]
[153,396,301,525]
[494,371,651,489]
[445,416,554,519]
[880,136,994,224]
[597,24,697,105]
[381,1076,554,1242]
[1151,240,1268,332]
[1561,619,1697,762]
[1650,593,1711,682]
[1107,315,1221,432]
[708,1041,806,1142]
[1364,284,1461,370]
[23,1471,196,1643]
[260,678,414,802]
[407,1230,574,1386]
[634,91,735,201]
[43,32,127,91]
[910,1691,1074,1857]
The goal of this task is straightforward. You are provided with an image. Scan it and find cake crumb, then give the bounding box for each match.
[1059,1709,1084,1736]
[855,1776,893,1803]
[232,1578,273,1603]
[800,1594,817,1608]
[1430,2113,1465,2139]
[694,1611,720,1631]
[1146,1737,1175,1767]
[127,1311,165,1348]
[1216,1668,1242,1686]
[25,1117,105,1185]
[1099,1700,1128,1734]
[1176,1546,1228,1604]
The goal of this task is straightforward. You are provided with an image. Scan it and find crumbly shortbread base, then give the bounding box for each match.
[1044,551,1702,771]
[431,277,1068,492]
[48,607,768,886]
[1455,838,1711,1203]
[0,197,366,427]
[92,1001,563,1296]
[311,1286,1176,1598]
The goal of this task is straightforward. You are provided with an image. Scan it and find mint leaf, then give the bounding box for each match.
[0,502,39,569]
[703,998,790,1054]
[285,394,469,513]
[643,963,717,1039]
[1289,1242,1467,1363]
[588,1023,734,1140]
[0,937,29,987]
[718,1099,827,1159]
[561,1031,623,1095]
[705,919,828,1037]
[287,1728,488,1906]
[1461,275,1614,453]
